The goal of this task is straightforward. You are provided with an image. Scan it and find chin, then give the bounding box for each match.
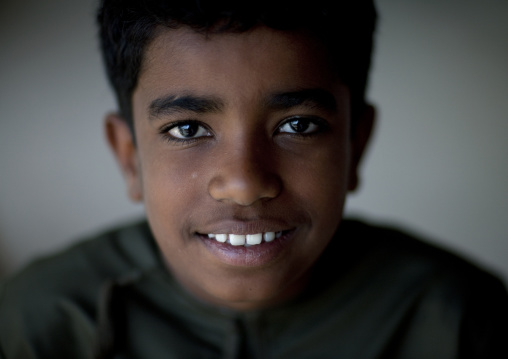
[198,270,306,311]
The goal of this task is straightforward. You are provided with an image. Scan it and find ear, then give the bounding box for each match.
[348,104,376,192]
[104,113,143,202]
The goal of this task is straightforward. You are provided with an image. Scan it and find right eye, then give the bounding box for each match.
[163,121,211,141]
[278,117,320,135]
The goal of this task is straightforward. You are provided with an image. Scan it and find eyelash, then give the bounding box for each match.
[159,120,212,145]
[159,116,328,144]
[275,116,328,137]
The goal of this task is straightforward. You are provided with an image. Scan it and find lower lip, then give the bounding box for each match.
[199,230,296,267]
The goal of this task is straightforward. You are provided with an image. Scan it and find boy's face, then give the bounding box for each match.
[107,26,373,310]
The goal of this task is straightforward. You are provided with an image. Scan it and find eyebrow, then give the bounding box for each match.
[266,88,337,112]
[149,94,224,119]
[148,88,337,120]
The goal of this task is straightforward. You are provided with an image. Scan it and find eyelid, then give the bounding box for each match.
[159,119,213,143]
[276,115,328,135]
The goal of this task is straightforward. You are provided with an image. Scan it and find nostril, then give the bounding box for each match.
[208,171,281,206]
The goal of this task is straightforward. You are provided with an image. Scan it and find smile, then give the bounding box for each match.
[198,228,296,267]
[206,232,283,246]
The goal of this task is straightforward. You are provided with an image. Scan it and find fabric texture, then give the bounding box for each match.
[1,218,507,359]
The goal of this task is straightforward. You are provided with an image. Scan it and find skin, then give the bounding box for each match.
[106,26,374,311]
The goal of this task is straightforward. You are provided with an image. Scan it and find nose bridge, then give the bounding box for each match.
[208,134,281,206]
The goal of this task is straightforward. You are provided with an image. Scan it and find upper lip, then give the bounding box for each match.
[195,219,293,236]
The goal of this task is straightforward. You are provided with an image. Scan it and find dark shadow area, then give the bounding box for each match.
[0,229,13,280]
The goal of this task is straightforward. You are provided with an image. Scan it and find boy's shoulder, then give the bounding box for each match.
[0,219,157,358]
[296,218,508,358]
[0,218,157,301]
[333,218,507,297]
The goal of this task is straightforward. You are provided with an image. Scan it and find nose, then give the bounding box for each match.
[208,143,282,206]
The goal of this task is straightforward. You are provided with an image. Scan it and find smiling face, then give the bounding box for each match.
[106,26,373,311]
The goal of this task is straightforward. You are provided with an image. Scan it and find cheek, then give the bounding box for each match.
[281,138,351,217]
[139,148,209,235]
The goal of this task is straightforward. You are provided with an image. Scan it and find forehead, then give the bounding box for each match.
[133,26,344,115]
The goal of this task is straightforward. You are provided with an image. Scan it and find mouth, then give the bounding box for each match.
[196,227,297,267]
[200,231,286,247]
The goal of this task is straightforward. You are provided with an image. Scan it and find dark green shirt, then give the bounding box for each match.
[1,219,507,358]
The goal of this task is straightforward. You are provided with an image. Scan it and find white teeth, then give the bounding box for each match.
[206,231,284,246]
[246,233,262,245]
[215,234,227,243]
[229,234,246,246]
[264,232,275,242]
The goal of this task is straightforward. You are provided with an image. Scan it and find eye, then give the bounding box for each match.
[165,121,211,140]
[278,117,321,135]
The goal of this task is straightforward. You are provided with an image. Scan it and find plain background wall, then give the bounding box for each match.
[0,0,507,283]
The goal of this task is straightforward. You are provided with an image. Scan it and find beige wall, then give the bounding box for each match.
[1,0,507,282]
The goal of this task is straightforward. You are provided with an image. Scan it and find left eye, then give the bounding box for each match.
[167,122,210,139]
[278,117,320,134]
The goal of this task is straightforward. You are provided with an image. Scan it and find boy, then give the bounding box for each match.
[1,0,507,358]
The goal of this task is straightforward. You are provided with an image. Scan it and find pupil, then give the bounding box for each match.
[289,119,309,133]
[178,123,197,137]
